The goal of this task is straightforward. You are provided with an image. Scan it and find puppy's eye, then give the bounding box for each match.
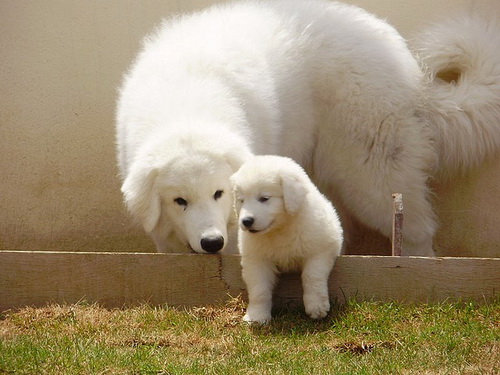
[258,196,270,203]
[174,197,187,206]
[214,190,223,200]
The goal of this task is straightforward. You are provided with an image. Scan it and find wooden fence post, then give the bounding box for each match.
[392,193,403,256]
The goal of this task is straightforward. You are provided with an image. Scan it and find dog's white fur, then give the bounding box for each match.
[116,0,500,255]
[231,156,343,323]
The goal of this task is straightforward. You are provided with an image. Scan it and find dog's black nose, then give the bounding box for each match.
[241,217,254,228]
[200,235,224,253]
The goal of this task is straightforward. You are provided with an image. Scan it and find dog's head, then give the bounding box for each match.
[121,132,251,253]
[230,156,308,234]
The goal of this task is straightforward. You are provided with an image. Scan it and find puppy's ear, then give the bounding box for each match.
[281,175,307,215]
[121,162,161,233]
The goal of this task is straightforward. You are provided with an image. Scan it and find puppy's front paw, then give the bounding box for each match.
[243,307,272,324]
[304,295,330,320]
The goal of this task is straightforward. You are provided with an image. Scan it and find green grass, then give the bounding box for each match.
[1,297,498,374]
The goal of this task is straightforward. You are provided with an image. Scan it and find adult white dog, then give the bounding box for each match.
[231,156,343,323]
[116,0,500,255]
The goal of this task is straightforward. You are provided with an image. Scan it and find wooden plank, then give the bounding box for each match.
[0,251,498,311]
[0,251,236,310]
[275,256,500,306]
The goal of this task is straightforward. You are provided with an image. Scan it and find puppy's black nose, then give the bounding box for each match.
[200,235,224,253]
[241,217,254,228]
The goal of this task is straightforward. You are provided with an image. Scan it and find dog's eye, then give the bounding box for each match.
[174,197,188,206]
[214,190,223,200]
[258,196,270,203]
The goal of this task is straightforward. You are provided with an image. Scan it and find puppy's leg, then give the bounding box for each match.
[302,254,335,319]
[241,257,278,324]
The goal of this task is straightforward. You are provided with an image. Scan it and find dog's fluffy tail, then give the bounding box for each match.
[415,5,500,178]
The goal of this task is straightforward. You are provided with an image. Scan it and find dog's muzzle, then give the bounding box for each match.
[241,216,254,229]
[200,235,224,253]
[241,216,262,233]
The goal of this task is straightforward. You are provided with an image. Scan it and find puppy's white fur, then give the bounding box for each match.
[231,156,343,324]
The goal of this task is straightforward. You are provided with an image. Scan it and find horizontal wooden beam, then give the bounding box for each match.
[0,251,498,311]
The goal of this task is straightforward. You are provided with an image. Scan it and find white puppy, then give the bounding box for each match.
[231,156,343,324]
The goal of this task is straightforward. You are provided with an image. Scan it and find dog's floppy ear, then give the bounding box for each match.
[121,162,161,233]
[281,174,307,215]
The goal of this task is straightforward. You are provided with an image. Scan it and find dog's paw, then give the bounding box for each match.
[243,309,272,325]
[304,297,330,320]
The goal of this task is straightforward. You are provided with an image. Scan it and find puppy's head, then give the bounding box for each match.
[231,156,308,234]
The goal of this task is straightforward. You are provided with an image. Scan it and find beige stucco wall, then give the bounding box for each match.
[1,0,499,257]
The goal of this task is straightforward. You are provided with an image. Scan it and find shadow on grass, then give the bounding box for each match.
[249,298,350,336]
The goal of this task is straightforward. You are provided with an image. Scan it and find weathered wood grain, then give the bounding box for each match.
[275,256,500,307]
[0,251,498,311]
[0,251,236,310]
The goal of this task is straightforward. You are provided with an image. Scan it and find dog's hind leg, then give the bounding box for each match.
[314,142,437,256]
